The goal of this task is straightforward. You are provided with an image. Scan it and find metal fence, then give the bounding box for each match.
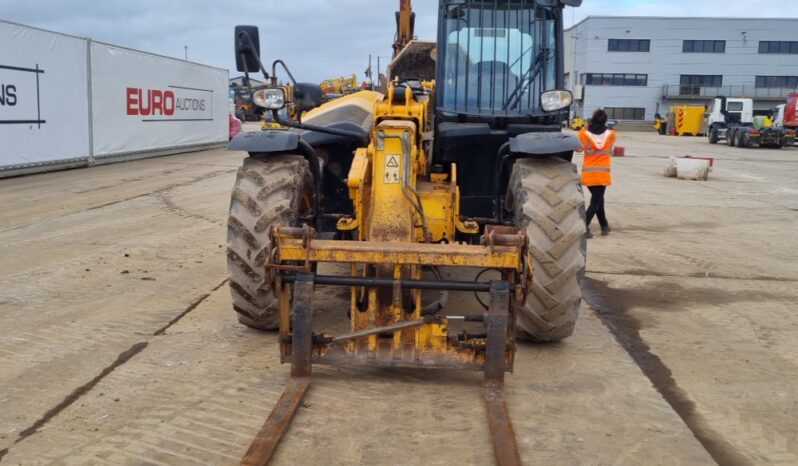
[1,19,228,178]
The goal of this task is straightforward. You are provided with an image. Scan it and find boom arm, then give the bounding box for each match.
[393,0,415,58]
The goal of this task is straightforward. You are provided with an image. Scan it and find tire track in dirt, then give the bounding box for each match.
[0,341,150,462]
[155,191,224,226]
[1,319,286,464]
[153,279,228,335]
[82,374,278,465]
[0,315,141,369]
[15,342,149,442]
[589,269,798,283]
[87,170,233,214]
[675,294,798,464]
[0,279,228,462]
[583,276,754,466]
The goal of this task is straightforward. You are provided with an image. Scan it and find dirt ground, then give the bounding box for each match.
[0,130,796,465]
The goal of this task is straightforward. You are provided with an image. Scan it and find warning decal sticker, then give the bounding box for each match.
[385,154,400,184]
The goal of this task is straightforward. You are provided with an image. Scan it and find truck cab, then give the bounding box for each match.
[784,93,798,130]
[705,97,753,128]
[775,94,798,146]
[705,97,751,145]
[770,104,786,129]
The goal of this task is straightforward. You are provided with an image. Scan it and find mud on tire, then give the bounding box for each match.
[227,155,313,330]
[507,157,587,342]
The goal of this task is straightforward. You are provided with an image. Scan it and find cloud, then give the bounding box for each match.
[1,0,794,82]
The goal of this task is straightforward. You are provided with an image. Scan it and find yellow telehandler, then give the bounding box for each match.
[228,1,585,464]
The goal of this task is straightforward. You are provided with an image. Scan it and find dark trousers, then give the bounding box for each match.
[586,185,608,228]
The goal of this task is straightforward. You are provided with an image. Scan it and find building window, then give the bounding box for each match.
[680,75,723,87]
[608,39,650,52]
[582,73,648,86]
[678,75,722,96]
[759,41,798,54]
[605,107,645,120]
[755,76,798,88]
[683,40,725,53]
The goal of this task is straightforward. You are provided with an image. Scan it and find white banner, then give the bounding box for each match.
[0,21,90,169]
[90,42,228,157]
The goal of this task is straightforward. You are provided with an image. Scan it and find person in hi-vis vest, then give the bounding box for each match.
[576,109,616,238]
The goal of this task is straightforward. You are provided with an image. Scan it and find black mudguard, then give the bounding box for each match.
[509,132,582,156]
[228,122,368,155]
[228,129,300,153]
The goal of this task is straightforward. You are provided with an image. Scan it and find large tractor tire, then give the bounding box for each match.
[507,157,587,342]
[227,155,313,330]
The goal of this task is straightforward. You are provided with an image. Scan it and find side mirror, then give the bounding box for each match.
[235,25,261,73]
[293,83,324,114]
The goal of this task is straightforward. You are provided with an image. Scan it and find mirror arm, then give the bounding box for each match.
[272,60,298,87]
[271,60,302,122]
[239,53,253,94]
[272,110,368,146]
[237,31,270,80]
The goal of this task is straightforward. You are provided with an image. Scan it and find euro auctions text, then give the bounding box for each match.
[126,87,207,117]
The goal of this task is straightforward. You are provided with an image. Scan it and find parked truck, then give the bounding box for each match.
[705,97,794,148]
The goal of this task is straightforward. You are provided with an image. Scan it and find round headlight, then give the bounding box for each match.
[253,88,286,110]
[540,90,573,112]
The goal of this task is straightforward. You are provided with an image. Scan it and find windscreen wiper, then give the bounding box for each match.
[503,49,548,111]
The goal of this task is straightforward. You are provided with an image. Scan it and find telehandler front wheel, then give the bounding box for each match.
[507,157,587,342]
[227,155,314,330]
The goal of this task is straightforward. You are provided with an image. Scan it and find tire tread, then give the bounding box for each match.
[508,157,587,342]
[227,155,311,330]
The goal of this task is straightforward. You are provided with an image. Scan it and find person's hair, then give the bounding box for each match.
[591,109,608,126]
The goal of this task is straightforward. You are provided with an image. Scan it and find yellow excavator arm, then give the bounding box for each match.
[393,0,415,58]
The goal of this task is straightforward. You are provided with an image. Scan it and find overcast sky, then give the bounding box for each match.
[1,0,795,83]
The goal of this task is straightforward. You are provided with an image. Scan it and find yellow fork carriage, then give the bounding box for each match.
[270,224,530,370]
[243,222,531,466]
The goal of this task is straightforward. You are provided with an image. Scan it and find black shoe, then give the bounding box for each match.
[586,230,594,239]
[601,225,611,236]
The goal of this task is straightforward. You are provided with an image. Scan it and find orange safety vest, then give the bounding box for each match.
[578,128,615,186]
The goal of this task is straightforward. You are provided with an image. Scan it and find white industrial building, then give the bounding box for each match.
[564,16,798,122]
